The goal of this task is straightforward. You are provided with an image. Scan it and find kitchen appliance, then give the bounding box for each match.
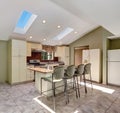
[29,59,40,65]
[108,49,120,85]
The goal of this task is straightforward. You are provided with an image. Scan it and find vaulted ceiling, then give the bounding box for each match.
[1,0,120,45]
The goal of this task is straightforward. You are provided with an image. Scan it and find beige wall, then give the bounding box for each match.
[69,27,113,84]
[74,49,82,66]
[0,41,8,82]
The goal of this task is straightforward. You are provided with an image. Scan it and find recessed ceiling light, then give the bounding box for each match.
[59,41,62,45]
[57,25,61,28]
[74,31,78,34]
[30,36,32,39]
[43,38,46,41]
[42,20,46,24]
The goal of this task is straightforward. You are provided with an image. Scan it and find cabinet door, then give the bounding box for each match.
[30,71,34,80]
[12,48,19,57]
[12,40,26,57]
[82,50,90,63]
[108,62,120,85]
[12,57,19,83]
[89,49,100,82]
[65,47,69,65]
[12,39,20,48]
[19,57,26,82]
[19,48,26,57]
[37,44,42,50]
[27,42,32,56]
[31,43,42,49]
[26,69,34,81]
[55,46,64,61]
[55,46,69,65]
[82,49,101,82]
[55,47,62,57]
[26,69,31,81]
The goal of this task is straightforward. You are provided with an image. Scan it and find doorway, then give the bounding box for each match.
[74,46,89,66]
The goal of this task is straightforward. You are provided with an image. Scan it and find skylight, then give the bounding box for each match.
[53,27,74,40]
[14,10,37,34]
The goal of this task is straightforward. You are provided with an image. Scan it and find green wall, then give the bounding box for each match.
[70,27,103,64]
[69,26,113,84]
[109,38,120,49]
[0,41,8,82]
[102,28,113,84]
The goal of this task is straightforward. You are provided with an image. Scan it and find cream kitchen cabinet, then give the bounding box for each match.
[26,42,42,56]
[55,46,69,65]
[82,49,101,82]
[26,65,34,81]
[27,42,32,56]
[8,39,26,84]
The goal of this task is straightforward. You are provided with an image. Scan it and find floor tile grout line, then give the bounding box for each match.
[104,93,120,113]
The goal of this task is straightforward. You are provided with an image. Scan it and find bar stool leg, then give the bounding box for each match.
[73,77,78,98]
[76,76,80,98]
[89,72,93,90]
[64,79,69,104]
[52,82,56,111]
[83,74,87,94]
[80,75,82,86]
[40,78,42,95]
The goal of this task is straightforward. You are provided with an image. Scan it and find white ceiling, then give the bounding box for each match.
[1,0,120,45]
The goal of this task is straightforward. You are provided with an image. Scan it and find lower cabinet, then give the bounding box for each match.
[26,65,34,81]
[10,56,26,84]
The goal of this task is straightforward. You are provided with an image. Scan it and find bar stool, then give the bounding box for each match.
[40,66,65,110]
[84,63,93,89]
[74,64,87,95]
[63,65,78,104]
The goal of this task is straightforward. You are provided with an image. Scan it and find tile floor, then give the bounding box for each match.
[0,82,120,113]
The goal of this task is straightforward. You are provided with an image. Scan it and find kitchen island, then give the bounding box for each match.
[28,67,64,96]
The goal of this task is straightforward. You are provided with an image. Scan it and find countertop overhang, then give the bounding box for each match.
[27,67,53,73]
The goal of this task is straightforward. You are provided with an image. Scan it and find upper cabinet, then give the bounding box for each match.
[55,46,69,65]
[26,42,42,56]
[12,40,26,57]
[31,42,42,49]
[27,42,32,56]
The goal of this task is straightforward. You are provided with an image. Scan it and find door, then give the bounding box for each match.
[74,49,82,66]
[74,46,89,66]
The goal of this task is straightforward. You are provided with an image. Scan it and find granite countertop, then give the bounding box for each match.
[27,67,53,73]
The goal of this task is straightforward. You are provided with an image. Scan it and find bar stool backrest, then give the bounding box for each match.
[84,63,91,74]
[66,65,75,77]
[52,66,65,80]
[77,64,84,75]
